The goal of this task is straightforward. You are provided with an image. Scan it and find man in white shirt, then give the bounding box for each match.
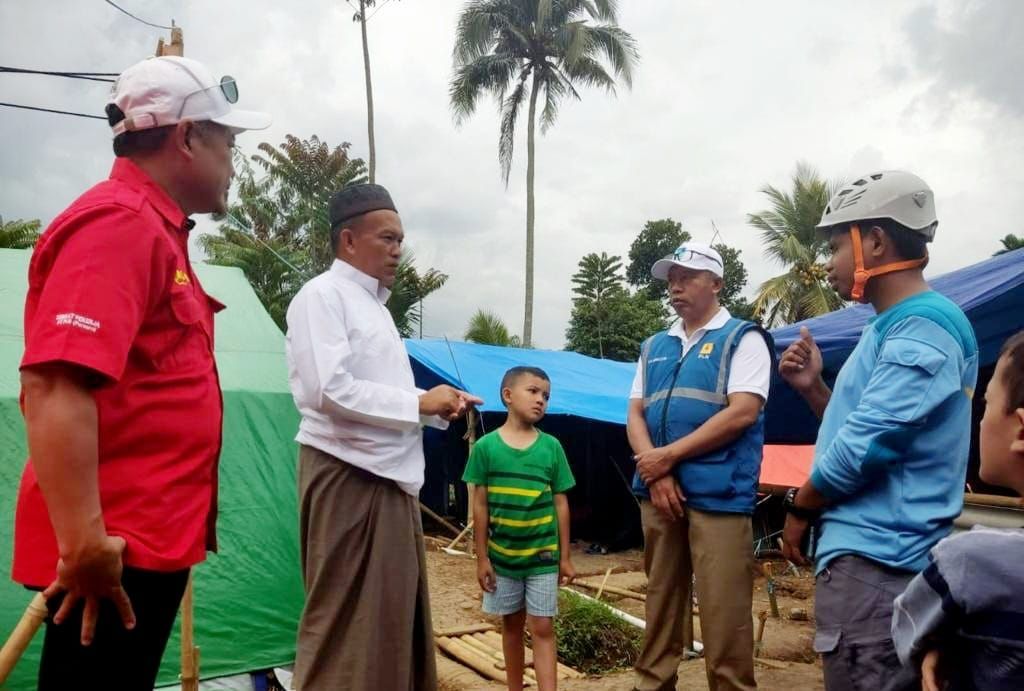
[285,183,481,691]
[628,243,772,691]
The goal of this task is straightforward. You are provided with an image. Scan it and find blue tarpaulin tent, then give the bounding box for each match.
[766,248,1024,445]
[405,340,636,424]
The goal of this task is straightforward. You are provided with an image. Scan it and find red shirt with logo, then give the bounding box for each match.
[13,158,224,587]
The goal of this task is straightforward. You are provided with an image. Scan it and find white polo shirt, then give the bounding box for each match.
[629,307,772,400]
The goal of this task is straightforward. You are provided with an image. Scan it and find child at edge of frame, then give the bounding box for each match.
[462,365,577,691]
[891,330,1024,691]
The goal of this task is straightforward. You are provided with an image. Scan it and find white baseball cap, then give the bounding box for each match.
[651,242,724,280]
[108,56,271,135]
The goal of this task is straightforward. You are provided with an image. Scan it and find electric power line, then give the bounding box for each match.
[223,212,312,279]
[0,102,106,120]
[104,0,173,30]
[0,66,115,83]
[367,0,394,21]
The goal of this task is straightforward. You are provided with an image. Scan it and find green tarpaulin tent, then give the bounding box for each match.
[0,248,304,689]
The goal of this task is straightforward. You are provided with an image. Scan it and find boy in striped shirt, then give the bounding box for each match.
[463,366,576,690]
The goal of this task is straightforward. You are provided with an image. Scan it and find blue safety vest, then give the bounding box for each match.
[632,318,772,514]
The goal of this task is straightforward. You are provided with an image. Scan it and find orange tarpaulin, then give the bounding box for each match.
[760,445,814,488]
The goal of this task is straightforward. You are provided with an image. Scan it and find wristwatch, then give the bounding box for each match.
[783,487,820,521]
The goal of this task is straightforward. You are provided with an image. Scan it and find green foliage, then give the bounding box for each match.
[571,252,625,303]
[198,224,307,331]
[566,251,666,360]
[554,590,642,674]
[624,219,753,321]
[0,216,41,249]
[747,162,844,326]
[626,218,690,298]
[712,242,753,318]
[248,135,367,275]
[464,309,521,346]
[566,291,666,361]
[995,233,1024,255]
[388,254,449,338]
[199,135,449,335]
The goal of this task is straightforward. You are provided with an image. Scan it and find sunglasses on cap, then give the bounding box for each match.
[176,76,239,119]
[673,246,723,267]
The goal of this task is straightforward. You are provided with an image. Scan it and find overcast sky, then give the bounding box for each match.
[2,1,1021,349]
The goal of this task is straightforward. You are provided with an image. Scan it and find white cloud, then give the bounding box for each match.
[1,0,1020,349]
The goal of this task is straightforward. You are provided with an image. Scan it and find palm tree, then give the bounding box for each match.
[465,309,521,346]
[995,233,1024,256]
[387,253,449,338]
[0,216,41,249]
[349,0,393,183]
[747,163,844,326]
[450,0,638,347]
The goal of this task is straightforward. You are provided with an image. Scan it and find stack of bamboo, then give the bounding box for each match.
[434,623,584,685]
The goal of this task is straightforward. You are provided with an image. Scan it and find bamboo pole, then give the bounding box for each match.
[764,562,780,618]
[180,572,199,691]
[963,493,1023,509]
[0,592,48,685]
[433,622,495,637]
[420,502,462,537]
[594,567,614,600]
[754,610,768,658]
[436,636,506,683]
[446,521,474,551]
[572,580,646,601]
[483,631,583,681]
[755,657,788,670]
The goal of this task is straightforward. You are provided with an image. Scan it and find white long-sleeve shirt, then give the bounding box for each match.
[285,260,443,495]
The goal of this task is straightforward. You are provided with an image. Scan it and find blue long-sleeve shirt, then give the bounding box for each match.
[810,291,978,573]
[892,527,1024,690]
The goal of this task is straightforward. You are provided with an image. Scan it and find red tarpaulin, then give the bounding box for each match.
[760,445,814,488]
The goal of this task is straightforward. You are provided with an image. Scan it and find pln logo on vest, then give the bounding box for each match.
[698,342,714,360]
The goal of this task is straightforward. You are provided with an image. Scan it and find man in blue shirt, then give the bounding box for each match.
[778,170,978,691]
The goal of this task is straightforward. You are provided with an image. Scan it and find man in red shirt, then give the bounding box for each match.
[13,55,269,689]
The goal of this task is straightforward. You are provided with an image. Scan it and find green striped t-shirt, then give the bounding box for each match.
[462,430,576,577]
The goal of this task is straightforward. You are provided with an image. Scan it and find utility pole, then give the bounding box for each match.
[156,22,184,57]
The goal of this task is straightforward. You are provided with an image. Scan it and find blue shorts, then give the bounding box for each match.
[483,572,559,617]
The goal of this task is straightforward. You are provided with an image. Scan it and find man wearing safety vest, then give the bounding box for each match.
[778,170,978,691]
[629,242,773,691]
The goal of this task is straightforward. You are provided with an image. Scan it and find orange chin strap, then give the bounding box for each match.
[849,224,928,303]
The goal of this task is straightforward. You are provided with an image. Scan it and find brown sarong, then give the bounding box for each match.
[293,444,438,691]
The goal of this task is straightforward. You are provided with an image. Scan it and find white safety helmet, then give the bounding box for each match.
[816,170,938,241]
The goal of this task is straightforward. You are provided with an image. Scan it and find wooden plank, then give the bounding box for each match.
[433,622,496,637]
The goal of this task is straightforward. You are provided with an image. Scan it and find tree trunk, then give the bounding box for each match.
[359,0,376,183]
[418,298,424,339]
[523,73,539,348]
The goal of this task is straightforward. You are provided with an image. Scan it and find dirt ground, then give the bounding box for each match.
[426,538,824,690]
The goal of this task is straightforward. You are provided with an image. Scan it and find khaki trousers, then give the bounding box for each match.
[634,501,756,691]
[293,445,438,691]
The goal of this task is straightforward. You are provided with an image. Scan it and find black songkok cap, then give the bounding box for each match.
[328,183,397,229]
